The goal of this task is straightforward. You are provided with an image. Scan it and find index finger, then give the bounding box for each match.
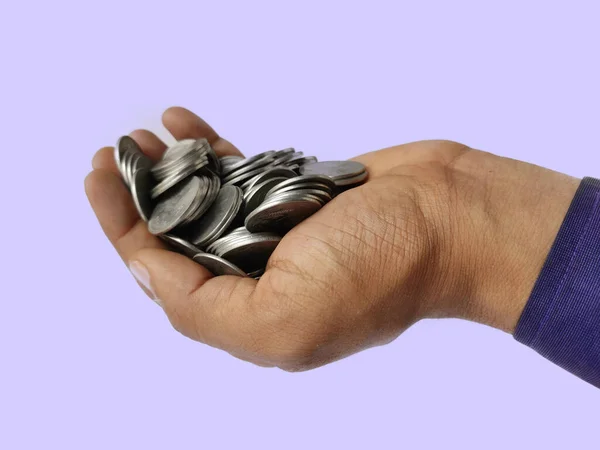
[162,106,244,158]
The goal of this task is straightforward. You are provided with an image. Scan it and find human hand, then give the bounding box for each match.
[86,107,580,371]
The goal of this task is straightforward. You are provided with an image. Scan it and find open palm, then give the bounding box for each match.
[87,107,496,370]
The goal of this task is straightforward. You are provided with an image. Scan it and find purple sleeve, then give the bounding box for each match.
[514,177,600,388]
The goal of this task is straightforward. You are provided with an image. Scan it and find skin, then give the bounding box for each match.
[85,106,580,371]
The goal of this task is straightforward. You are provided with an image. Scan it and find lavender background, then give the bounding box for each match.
[1,1,599,448]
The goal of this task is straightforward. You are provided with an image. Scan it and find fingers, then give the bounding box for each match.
[91,129,167,173]
[87,128,170,269]
[130,248,270,361]
[162,106,243,157]
[92,146,118,171]
[129,129,168,161]
[85,170,166,263]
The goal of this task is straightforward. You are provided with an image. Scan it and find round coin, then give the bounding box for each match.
[186,185,243,247]
[192,253,247,277]
[114,135,141,174]
[240,166,297,192]
[130,168,155,222]
[245,195,322,234]
[220,151,276,177]
[244,176,288,216]
[299,161,366,181]
[148,176,201,235]
[218,234,281,273]
[264,174,336,197]
[160,234,202,258]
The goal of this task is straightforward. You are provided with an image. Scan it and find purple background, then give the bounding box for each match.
[1,1,599,448]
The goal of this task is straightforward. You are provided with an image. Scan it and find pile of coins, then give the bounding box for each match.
[114,136,368,278]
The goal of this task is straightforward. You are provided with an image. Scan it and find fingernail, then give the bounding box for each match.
[129,260,162,307]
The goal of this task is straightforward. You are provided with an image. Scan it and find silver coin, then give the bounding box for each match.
[299,161,366,181]
[154,150,208,179]
[180,174,211,224]
[273,147,295,157]
[127,152,153,187]
[268,187,332,204]
[220,151,276,177]
[221,154,275,183]
[244,177,288,216]
[291,155,318,166]
[264,174,336,198]
[205,145,221,173]
[219,155,244,170]
[223,163,276,187]
[218,233,281,273]
[150,156,208,199]
[247,268,265,279]
[205,227,251,256]
[152,139,210,181]
[240,166,297,192]
[130,168,155,222]
[115,136,153,188]
[266,181,333,198]
[160,234,202,258]
[332,170,369,187]
[214,229,277,257]
[260,190,324,209]
[271,150,298,166]
[245,194,322,234]
[114,135,141,175]
[162,139,198,160]
[186,185,243,247]
[193,252,247,277]
[188,173,222,223]
[160,138,207,165]
[284,154,316,166]
[148,176,201,235]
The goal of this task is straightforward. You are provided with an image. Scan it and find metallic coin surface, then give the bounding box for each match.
[218,233,281,273]
[186,185,243,247]
[244,177,289,216]
[299,161,366,181]
[223,163,275,187]
[220,151,276,177]
[266,181,333,199]
[264,174,336,198]
[160,234,202,258]
[131,168,155,222]
[333,170,369,186]
[150,157,208,199]
[245,195,322,233]
[193,252,247,277]
[148,176,201,235]
[114,137,369,277]
[115,136,141,172]
[240,166,297,192]
[162,138,198,160]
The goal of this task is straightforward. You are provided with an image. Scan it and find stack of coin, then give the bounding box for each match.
[245,175,336,234]
[150,138,220,198]
[114,136,368,278]
[299,160,368,190]
[114,136,153,189]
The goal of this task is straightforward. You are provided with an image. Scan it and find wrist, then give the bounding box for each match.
[425,150,580,333]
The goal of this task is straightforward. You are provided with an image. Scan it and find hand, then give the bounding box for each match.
[85,107,580,371]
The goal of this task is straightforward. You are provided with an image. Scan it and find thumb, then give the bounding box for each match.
[128,248,257,351]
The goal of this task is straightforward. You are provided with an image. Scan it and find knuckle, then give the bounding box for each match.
[270,336,318,368]
[164,304,201,341]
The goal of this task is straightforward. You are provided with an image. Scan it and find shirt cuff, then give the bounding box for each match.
[514,177,600,388]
